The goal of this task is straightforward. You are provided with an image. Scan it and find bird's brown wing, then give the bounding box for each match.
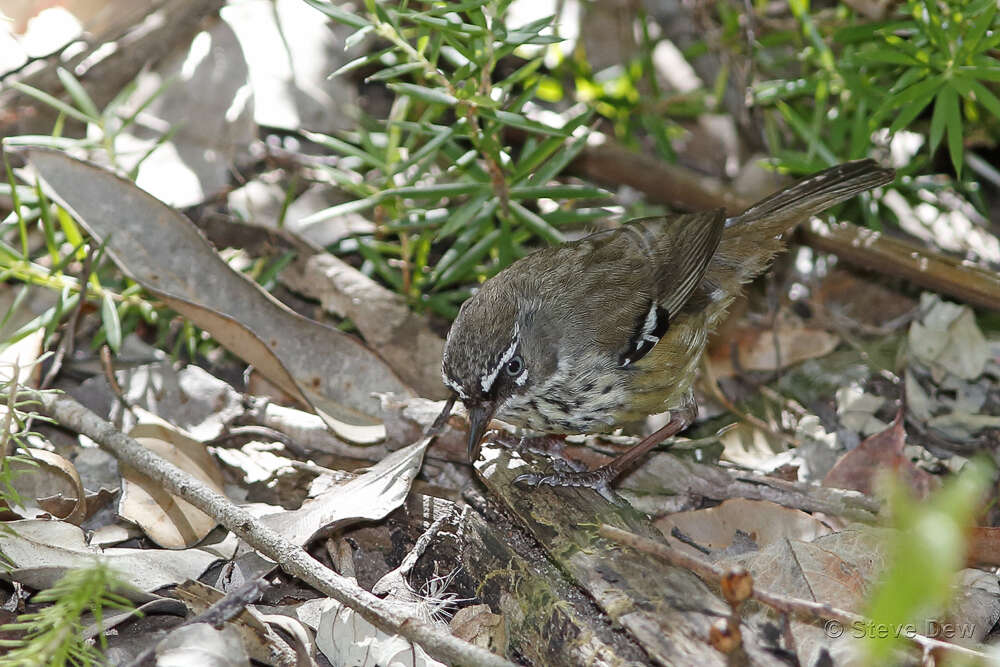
[622,210,726,317]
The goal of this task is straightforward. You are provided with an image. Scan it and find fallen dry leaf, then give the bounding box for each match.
[258,437,429,547]
[655,498,833,560]
[120,418,226,548]
[708,316,840,377]
[8,448,86,524]
[314,598,445,667]
[16,147,413,441]
[0,519,219,592]
[822,412,939,498]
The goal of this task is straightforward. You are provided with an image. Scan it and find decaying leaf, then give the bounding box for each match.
[258,437,429,546]
[15,147,413,441]
[8,448,86,524]
[155,622,250,667]
[708,320,841,377]
[174,580,302,666]
[120,417,226,548]
[908,293,989,381]
[0,519,219,592]
[313,598,445,667]
[823,412,939,499]
[655,498,833,560]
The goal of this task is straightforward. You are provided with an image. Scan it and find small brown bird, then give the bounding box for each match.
[441,160,895,499]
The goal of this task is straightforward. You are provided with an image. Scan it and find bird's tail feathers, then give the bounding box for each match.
[695,159,894,327]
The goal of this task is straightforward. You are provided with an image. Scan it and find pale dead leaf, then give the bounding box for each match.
[174,580,300,666]
[120,418,225,548]
[708,321,840,377]
[284,253,447,398]
[908,293,988,380]
[0,519,219,591]
[8,448,86,524]
[259,437,429,547]
[655,498,833,560]
[156,623,250,667]
[15,147,413,440]
[314,598,445,667]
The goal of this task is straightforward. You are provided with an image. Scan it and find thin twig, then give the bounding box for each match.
[33,389,514,667]
[599,524,989,662]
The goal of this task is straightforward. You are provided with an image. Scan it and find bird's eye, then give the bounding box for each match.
[504,355,524,376]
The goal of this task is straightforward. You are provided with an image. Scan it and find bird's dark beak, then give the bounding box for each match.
[465,401,496,462]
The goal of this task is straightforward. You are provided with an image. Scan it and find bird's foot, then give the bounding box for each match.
[513,465,623,505]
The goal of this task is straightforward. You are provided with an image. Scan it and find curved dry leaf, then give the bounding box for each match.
[708,323,840,377]
[156,623,250,667]
[15,147,413,437]
[823,412,938,499]
[0,519,219,592]
[655,498,833,560]
[315,598,445,667]
[285,253,448,399]
[174,580,305,666]
[120,420,226,548]
[259,437,429,547]
[9,448,86,524]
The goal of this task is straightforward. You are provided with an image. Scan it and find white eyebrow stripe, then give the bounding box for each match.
[442,374,468,400]
[480,323,519,394]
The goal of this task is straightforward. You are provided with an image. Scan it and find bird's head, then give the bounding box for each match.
[441,279,557,460]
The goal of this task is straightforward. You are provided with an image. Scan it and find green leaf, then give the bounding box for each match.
[434,227,502,288]
[508,184,609,200]
[330,47,395,78]
[775,101,837,165]
[387,83,458,105]
[344,24,374,50]
[942,83,963,178]
[873,74,942,125]
[435,194,496,240]
[480,109,568,136]
[8,82,94,125]
[301,0,371,29]
[100,292,122,353]
[527,126,592,186]
[966,78,1000,123]
[299,194,383,226]
[300,130,388,171]
[426,0,492,15]
[512,110,592,182]
[382,182,488,199]
[509,202,564,245]
[364,62,425,82]
[959,64,1000,82]
[928,85,952,152]
[398,11,487,36]
[55,68,100,120]
[542,207,614,226]
[887,88,937,135]
[957,1,996,60]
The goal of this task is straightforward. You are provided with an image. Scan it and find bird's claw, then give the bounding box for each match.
[513,467,623,504]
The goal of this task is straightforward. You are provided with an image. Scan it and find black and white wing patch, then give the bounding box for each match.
[620,303,670,367]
